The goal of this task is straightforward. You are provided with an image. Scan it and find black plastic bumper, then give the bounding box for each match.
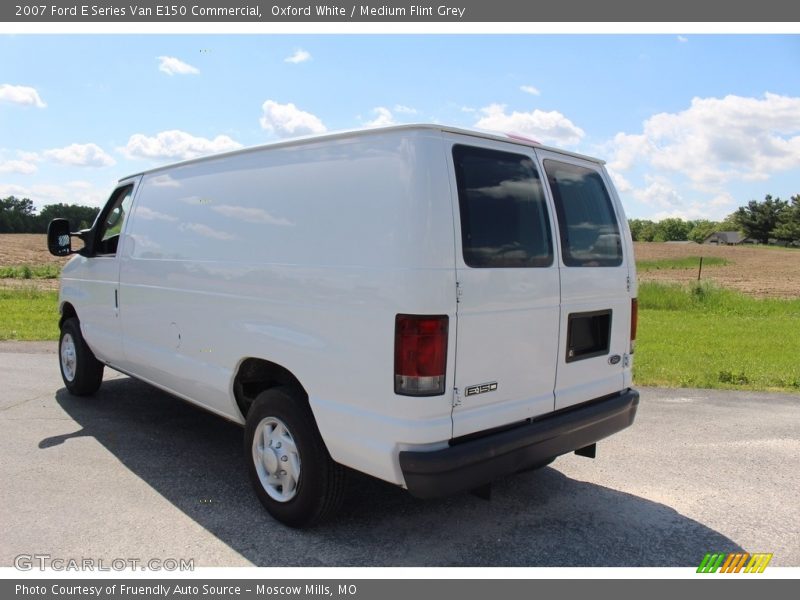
[399,388,639,499]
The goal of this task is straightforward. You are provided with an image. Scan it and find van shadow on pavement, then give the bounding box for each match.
[44,376,741,567]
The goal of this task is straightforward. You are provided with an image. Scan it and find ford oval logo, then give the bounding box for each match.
[608,355,621,365]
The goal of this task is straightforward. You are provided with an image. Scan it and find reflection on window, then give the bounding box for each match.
[453,145,553,268]
[544,160,622,267]
[96,186,133,255]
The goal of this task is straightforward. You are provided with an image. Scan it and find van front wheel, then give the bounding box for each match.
[59,318,104,396]
[245,387,346,528]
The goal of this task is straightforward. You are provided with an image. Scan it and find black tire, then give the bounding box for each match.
[244,386,346,528]
[59,317,104,396]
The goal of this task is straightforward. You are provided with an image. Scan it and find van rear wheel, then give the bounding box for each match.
[59,318,104,396]
[244,387,346,528]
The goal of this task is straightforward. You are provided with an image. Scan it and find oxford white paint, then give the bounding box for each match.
[56,125,636,487]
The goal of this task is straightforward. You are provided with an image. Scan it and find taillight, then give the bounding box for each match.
[394,314,448,396]
[630,298,638,354]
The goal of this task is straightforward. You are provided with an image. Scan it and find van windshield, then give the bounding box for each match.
[453,145,553,268]
[544,160,623,267]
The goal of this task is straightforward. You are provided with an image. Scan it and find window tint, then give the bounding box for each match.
[543,160,623,267]
[453,145,553,268]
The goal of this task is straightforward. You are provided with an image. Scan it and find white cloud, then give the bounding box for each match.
[607,168,632,194]
[460,106,476,113]
[632,177,684,210]
[608,132,651,171]
[364,107,396,128]
[0,84,46,108]
[609,93,800,186]
[394,104,417,114]
[44,143,116,167]
[710,193,735,208]
[651,204,715,221]
[677,35,689,43]
[284,49,311,64]
[520,85,541,96]
[0,151,40,174]
[259,100,327,138]
[0,180,109,209]
[474,104,585,146]
[0,160,37,174]
[120,130,243,161]
[627,178,738,221]
[157,56,200,76]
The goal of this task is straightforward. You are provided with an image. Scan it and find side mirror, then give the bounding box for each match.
[47,218,73,257]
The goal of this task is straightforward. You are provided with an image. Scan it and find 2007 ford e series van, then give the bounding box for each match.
[47,124,639,527]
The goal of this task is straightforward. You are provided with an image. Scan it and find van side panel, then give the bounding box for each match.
[118,130,456,485]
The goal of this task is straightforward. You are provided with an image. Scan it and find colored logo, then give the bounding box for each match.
[697,552,773,573]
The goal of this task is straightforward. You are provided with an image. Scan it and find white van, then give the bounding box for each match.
[47,124,639,527]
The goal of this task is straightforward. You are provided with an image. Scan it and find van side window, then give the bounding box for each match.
[543,160,623,267]
[95,185,134,256]
[453,145,553,268]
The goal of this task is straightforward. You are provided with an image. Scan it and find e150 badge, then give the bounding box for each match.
[465,381,498,397]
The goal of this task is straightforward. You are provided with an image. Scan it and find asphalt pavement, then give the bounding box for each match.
[1,342,798,567]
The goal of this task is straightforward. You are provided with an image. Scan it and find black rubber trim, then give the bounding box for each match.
[399,388,639,499]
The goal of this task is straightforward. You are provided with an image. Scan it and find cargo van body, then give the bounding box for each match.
[49,124,639,526]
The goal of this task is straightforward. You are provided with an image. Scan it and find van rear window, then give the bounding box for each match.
[543,160,623,267]
[453,145,553,268]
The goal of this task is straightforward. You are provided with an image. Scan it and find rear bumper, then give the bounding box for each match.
[399,388,639,498]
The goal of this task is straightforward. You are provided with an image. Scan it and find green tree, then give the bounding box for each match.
[628,218,656,242]
[772,195,800,245]
[38,203,100,232]
[687,219,721,243]
[719,213,741,232]
[653,218,691,242]
[0,196,37,233]
[734,195,788,244]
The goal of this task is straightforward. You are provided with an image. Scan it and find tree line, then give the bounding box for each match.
[2,192,799,245]
[628,194,799,245]
[0,196,100,233]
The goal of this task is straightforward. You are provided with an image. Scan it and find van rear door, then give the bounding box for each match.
[446,136,560,438]
[535,151,630,410]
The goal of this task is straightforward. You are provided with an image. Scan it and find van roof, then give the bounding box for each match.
[120,123,605,181]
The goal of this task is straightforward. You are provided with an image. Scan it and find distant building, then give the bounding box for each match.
[703,231,754,245]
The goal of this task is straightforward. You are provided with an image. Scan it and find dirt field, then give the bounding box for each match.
[634,242,800,298]
[1,235,799,298]
[0,234,70,291]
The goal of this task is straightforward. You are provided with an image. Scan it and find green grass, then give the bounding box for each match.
[0,288,59,341]
[2,279,798,393]
[635,282,800,392]
[0,264,61,279]
[636,256,728,272]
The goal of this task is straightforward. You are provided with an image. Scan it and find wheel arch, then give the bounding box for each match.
[59,301,78,328]
[232,357,309,421]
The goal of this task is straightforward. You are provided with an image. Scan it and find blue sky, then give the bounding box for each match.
[1,34,799,220]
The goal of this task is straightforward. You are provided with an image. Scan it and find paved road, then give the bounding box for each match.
[1,342,798,567]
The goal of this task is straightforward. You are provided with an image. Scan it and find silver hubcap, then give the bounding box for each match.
[252,416,301,502]
[60,333,77,382]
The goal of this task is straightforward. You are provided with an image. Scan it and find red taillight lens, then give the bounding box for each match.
[630,298,638,353]
[394,314,448,396]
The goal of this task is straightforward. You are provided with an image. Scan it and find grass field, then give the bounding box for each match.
[634,282,800,392]
[636,256,727,273]
[0,287,59,341]
[1,235,799,393]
